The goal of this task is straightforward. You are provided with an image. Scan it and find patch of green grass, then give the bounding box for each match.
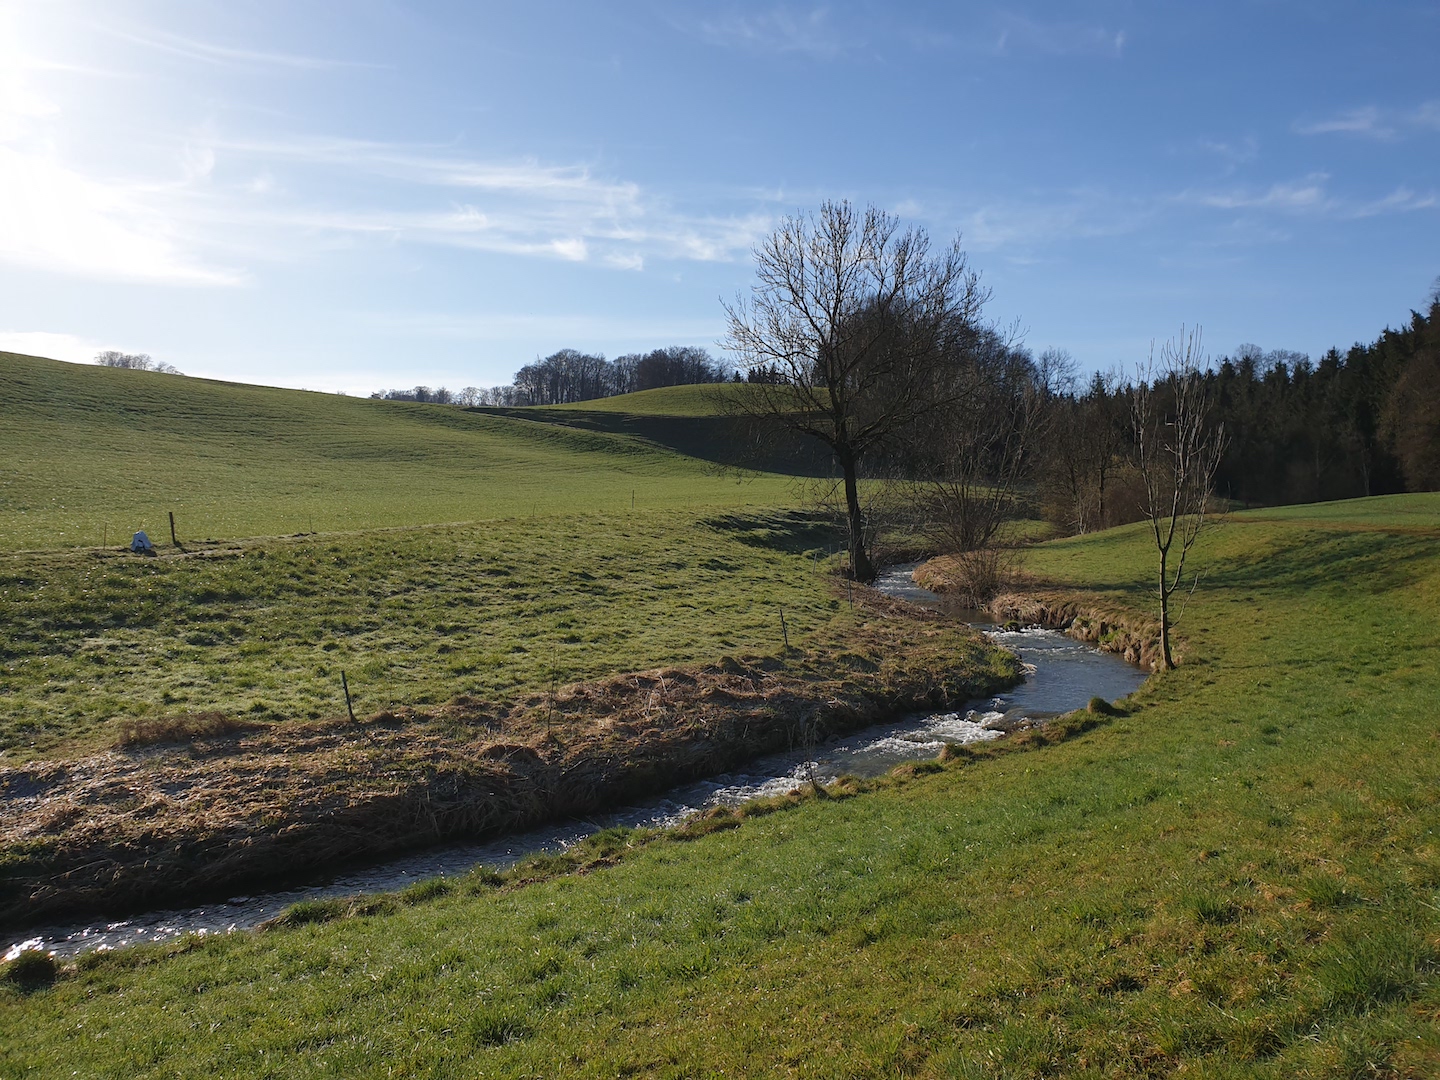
[1231,491,1440,529]
[537,384,738,417]
[0,508,842,758]
[4,496,1440,1075]
[0,353,797,550]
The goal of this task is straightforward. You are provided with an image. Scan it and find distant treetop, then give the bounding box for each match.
[95,350,182,374]
[371,345,733,407]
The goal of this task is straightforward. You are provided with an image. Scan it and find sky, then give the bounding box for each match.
[1,1,1436,394]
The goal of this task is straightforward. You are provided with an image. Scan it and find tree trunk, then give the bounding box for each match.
[1157,546,1174,670]
[839,452,875,582]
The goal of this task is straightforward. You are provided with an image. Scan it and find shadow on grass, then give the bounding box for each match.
[704,509,844,555]
[1051,528,1438,602]
[477,407,832,476]
[1203,529,1437,595]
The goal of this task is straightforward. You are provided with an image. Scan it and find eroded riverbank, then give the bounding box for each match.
[0,589,1019,934]
[6,566,1148,959]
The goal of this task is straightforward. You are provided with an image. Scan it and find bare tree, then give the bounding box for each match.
[1044,368,1130,534]
[1131,328,1225,670]
[722,200,990,581]
[910,334,1056,555]
[95,350,154,370]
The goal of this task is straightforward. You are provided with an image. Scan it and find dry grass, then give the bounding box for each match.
[0,588,1019,925]
[114,712,264,748]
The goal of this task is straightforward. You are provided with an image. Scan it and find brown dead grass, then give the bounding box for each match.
[0,589,1019,926]
[115,712,265,748]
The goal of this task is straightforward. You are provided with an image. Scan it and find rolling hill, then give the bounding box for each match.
[0,354,801,550]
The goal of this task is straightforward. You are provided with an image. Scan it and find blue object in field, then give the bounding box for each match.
[130,531,154,553]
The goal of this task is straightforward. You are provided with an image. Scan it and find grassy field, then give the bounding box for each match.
[0,509,845,760]
[539,385,735,417]
[0,355,844,761]
[0,354,796,551]
[4,495,1438,1076]
[486,384,831,476]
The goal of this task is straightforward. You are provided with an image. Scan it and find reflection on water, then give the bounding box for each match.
[7,562,1146,960]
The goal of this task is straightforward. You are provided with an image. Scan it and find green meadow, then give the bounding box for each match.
[3,355,1439,1075]
[0,354,792,551]
[539,384,731,417]
[4,479,1439,1074]
[0,354,835,760]
[0,511,843,760]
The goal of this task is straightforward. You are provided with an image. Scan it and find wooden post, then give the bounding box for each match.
[168,511,178,548]
[342,671,356,723]
[547,646,557,738]
[780,608,789,649]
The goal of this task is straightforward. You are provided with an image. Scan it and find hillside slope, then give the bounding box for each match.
[0,354,795,549]
[486,384,834,476]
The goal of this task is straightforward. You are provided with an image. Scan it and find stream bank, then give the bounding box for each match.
[6,566,1147,960]
[0,590,1018,931]
[913,555,1168,669]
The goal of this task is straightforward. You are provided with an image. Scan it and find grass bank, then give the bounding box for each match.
[1,590,1018,925]
[0,508,849,760]
[915,555,1166,669]
[3,495,1438,1076]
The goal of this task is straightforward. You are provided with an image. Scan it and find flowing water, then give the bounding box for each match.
[6,564,1147,960]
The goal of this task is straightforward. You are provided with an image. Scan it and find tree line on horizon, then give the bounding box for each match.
[370,345,736,407]
[364,292,1439,531]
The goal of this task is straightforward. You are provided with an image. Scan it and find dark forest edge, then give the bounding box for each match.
[367,296,1439,523]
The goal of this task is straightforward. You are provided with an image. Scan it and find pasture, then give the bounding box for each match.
[0,353,793,551]
[4,494,1438,1076]
[0,354,833,759]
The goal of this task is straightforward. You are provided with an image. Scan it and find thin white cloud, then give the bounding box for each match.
[1195,174,1333,213]
[949,191,1152,253]
[105,27,381,71]
[1350,187,1437,217]
[218,136,645,202]
[1182,173,1437,220]
[212,135,774,266]
[692,7,852,58]
[686,9,1127,61]
[993,15,1126,58]
[1294,106,1394,140]
[1191,136,1259,168]
[1295,101,1440,140]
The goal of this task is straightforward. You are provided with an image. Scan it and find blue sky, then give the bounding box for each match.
[1,1,1436,393]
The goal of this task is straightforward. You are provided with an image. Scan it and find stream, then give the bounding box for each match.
[6,564,1147,960]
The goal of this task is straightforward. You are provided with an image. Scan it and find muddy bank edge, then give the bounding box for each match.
[0,592,1019,928]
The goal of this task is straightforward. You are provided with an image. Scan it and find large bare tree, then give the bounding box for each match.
[1131,328,1225,670]
[722,201,989,581]
[909,338,1063,556]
